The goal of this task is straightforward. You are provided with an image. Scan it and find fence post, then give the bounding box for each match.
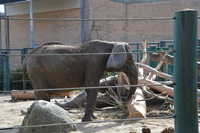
[21,48,28,63]
[168,45,173,75]
[2,52,10,92]
[174,9,198,133]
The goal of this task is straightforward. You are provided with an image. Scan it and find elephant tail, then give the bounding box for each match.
[22,63,27,91]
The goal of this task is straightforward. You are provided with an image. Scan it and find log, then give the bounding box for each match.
[126,87,146,118]
[150,52,200,71]
[138,39,147,77]
[55,91,87,109]
[136,62,173,81]
[11,91,36,100]
[11,90,72,101]
[147,48,172,80]
[150,52,173,65]
[125,40,147,118]
[138,77,174,97]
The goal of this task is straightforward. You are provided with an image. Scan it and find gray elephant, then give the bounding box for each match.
[22,40,138,121]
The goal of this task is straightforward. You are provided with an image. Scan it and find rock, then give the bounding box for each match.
[142,127,151,133]
[18,100,77,133]
[161,126,174,133]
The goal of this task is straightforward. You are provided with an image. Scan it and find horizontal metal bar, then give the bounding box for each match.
[0,116,174,130]
[0,17,175,21]
[0,50,174,57]
[0,82,174,93]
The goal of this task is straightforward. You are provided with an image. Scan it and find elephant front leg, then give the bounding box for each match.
[82,89,98,122]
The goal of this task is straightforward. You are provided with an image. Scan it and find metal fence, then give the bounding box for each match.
[0,9,199,133]
[1,39,200,91]
[0,40,175,91]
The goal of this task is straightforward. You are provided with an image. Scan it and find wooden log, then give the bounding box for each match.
[147,48,172,80]
[138,39,147,77]
[55,91,87,109]
[125,40,147,118]
[138,77,174,97]
[150,52,200,71]
[150,52,173,65]
[11,90,72,101]
[136,62,173,81]
[11,91,36,100]
[126,87,146,118]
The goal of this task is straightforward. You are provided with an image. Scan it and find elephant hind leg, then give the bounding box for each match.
[34,91,51,101]
[31,78,51,101]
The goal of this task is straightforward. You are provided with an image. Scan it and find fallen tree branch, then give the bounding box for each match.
[147,48,172,80]
[150,51,200,71]
[140,39,147,64]
[139,77,200,101]
[138,77,174,97]
[136,62,173,81]
[141,86,173,103]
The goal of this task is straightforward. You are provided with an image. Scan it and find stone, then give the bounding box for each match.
[18,100,76,133]
[142,127,151,133]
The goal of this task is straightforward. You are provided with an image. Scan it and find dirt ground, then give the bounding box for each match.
[0,93,191,133]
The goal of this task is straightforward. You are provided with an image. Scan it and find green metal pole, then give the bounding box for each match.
[174,9,198,133]
[3,53,10,92]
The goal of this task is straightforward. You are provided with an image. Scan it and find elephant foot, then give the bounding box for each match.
[82,114,98,122]
[82,116,93,122]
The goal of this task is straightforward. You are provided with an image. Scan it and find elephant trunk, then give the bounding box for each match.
[124,64,138,100]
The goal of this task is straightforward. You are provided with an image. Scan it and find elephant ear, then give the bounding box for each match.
[106,44,127,69]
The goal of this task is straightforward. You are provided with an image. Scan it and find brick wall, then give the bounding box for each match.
[1,0,200,70]
[88,0,200,42]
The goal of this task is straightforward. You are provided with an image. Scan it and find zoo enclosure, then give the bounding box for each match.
[0,7,198,133]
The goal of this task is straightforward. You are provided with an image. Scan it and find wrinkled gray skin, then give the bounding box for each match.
[23,40,138,122]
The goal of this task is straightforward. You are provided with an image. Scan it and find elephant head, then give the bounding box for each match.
[106,42,138,100]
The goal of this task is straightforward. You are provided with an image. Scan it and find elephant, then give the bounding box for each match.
[22,40,138,122]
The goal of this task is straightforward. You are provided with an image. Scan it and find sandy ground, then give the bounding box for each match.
[0,93,188,133]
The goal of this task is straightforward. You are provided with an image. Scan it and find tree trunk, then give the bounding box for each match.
[126,87,146,118]
[138,77,174,97]
[125,39,147,118]
[11,91,36,101]
[150,52,200,71]
[11,90,72,101]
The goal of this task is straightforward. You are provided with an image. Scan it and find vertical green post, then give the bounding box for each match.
[174,9,198,133]
[3,53,10,92]
[168,45,173,75]
[21,48,28,63]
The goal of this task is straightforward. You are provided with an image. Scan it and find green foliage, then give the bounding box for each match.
[10,68,33,90]
[0,68,33,91]
[103,72,116,78]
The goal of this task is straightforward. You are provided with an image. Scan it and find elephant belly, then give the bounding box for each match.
[46,70,85,92]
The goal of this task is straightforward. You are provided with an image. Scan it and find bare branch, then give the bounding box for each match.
[147,48,173,80]
[136,62,173,81]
